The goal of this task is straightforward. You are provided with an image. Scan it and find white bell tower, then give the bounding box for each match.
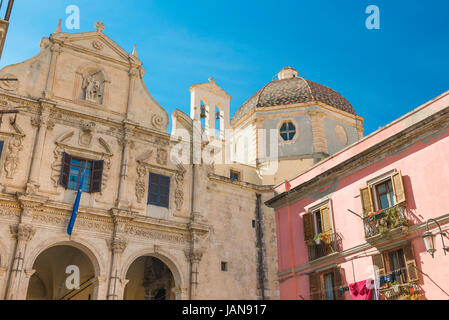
[189,77,231,141]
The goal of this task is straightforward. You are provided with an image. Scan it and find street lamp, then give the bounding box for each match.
[422,219,449,258]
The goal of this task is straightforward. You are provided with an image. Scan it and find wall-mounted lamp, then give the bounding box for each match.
[422,219,449,258]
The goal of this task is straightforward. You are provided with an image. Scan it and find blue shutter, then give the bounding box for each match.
[148,173,170,208]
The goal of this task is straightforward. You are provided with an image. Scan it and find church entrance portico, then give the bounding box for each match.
[123,254,181,300]
[25,243,99,300]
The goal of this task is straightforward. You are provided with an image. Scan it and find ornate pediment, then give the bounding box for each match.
[52,25,141,66]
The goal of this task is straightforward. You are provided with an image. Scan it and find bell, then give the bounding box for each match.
[216,111,220,120]
[200,106,206,119]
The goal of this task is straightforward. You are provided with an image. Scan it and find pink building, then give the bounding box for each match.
[266,90,449,300]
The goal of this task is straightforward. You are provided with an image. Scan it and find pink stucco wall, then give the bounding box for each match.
[274,91,449,300]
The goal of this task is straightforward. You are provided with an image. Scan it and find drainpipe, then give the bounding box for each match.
[187,118,202,299]
[286,198,298,299]
[255,193,267,300]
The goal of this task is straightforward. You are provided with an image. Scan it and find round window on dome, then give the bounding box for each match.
[280,121,296,141]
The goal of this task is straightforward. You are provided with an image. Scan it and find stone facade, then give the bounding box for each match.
[0,22,282,300]
[0,21,363,300]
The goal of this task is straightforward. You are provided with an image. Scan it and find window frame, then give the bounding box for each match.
[278,119,298,144]
[230,169,241,181]
[384,247,408,284]
[307,200,334,237]
[373,178,396,211]
[59,152,104,194]
[147,172,171,209]
[67,156,94,193]
[361,169,406,216]
[323,271,336,300]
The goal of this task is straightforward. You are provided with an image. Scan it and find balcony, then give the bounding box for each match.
[379,282,422,300]
[307,233,343,261]
[363,205,409,240]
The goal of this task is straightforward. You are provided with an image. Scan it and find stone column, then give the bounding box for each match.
[116,125,134,209]
[0,266,8,299]
[108,209,135,300]
[92,275,108,300]
[6,224,36,300]
[308,110,328,156]
[126,67,139,117]
[184,249,203,300]
[44,43,62,99]
[107,238,127,300]
[27,103,54,194]
[255,118,265,164]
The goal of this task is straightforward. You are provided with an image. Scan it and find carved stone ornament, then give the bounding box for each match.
[151,114,165,130]
[10,224,36,242]
[79,121,96,147]
[135,162,147,204]
[92,39,104,51]
[174,163,186,211]
[184,249,204,263]
[4,136,24,179]
[0,74,19,91]
[110,238,127,254]
[156,148,168,166]
[94,21,106,32]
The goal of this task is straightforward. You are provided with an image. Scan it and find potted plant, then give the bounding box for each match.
[313,234,322,245]
[390,281,400,294]
[409,286,415,295]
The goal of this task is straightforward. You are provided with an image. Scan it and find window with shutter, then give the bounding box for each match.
[334,267,345,300]
[309,272,321,300]
[391,171,406,205]
[0,141,4,158]
[59,154,103,193]
[320,205,332,234]
[403,243,419,282]
[148,173,170,208]
[59,152,72,188]
[303,213,314,242]
[360,186,374,216]
[372,253,386,284]
[90,160,104,193]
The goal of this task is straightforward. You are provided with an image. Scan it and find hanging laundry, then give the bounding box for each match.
[379,274,393,287]
[349,280,373,300]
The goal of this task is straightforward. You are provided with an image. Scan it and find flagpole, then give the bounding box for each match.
[67,162,88,236]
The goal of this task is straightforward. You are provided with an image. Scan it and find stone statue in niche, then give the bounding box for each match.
[82,71,104,104]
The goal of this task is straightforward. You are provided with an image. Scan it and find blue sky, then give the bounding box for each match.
[1,0,449,135]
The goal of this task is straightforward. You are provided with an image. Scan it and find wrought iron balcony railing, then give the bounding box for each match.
[307,233,343,261]
[363,205,409,239]
[379,282,422,300]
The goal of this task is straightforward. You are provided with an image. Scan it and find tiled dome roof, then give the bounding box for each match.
[231,68,356,125]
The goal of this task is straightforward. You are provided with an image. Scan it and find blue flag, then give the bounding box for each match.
[67,169,86,236]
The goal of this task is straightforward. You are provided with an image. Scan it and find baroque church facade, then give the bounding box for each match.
[0,21,363,300]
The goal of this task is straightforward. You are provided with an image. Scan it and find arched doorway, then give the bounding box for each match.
[26,245,96,300]
[124,256,176,300]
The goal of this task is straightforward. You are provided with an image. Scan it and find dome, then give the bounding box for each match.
[231,67,356,125]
